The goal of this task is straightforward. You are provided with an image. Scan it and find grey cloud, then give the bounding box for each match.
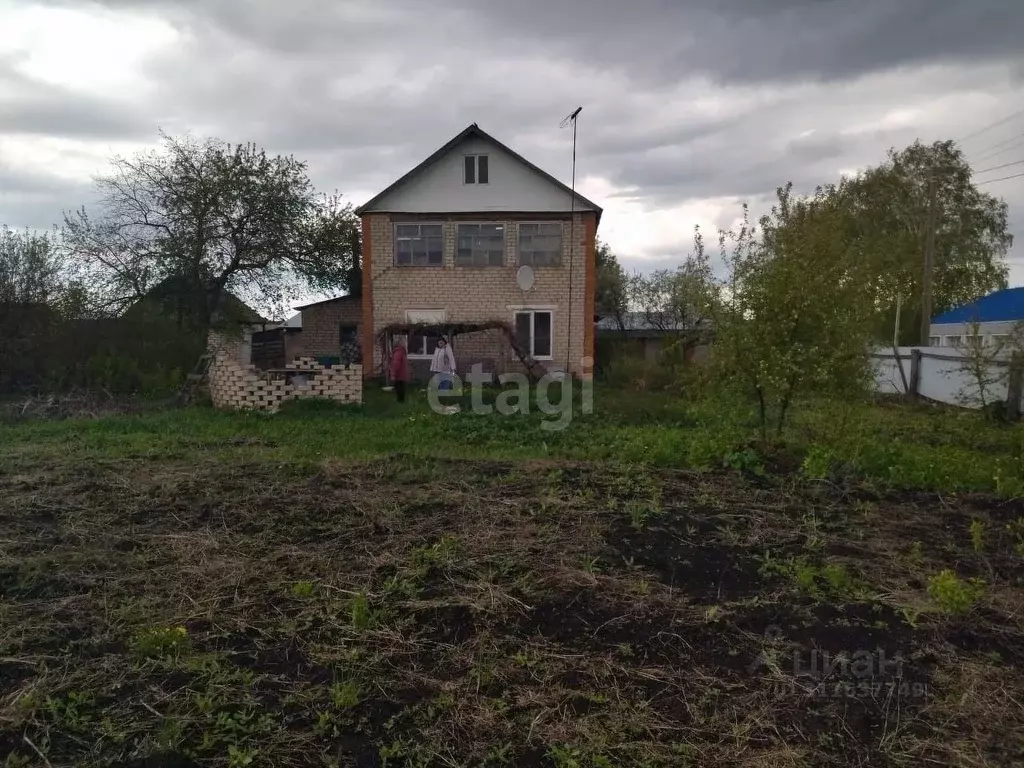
[407,0,1023,86]
[0,55,153,140]
[5,0,1023,279]
[66,0,1024,87]
[0,167,95,230]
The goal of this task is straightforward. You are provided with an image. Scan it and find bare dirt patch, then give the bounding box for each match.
[1,456,1022,767]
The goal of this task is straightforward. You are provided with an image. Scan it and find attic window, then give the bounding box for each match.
[464,155,489,184]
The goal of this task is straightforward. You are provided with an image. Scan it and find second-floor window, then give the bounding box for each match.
[518,222,563,266]
[456,223,504,266]
[395,223,443,266]
[464,155,489,184]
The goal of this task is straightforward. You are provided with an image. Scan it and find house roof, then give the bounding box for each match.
[354,123,603,223]
[931,287,1024,324]
[294,294,360,310]
[595,312,701,334]
[137,276,269,324]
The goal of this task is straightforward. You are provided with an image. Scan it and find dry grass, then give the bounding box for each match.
[1,453,1022,767]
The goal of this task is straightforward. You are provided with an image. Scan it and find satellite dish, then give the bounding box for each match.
[516,265,535,292]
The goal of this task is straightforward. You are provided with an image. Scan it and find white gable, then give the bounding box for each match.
[361,135,596,214]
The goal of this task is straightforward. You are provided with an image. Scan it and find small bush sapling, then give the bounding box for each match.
[132,625,188,658]
[1007,518,1024,557]
[289,581,316,598]
[970,520,985,554]
[927,570,985,615]
[801,445,835,480]
[330,681,359,709]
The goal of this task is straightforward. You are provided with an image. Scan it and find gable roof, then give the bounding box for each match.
[136,276,269,324]
[932,287,1024,325]
[294,293,361,310]
[354,123,602,223]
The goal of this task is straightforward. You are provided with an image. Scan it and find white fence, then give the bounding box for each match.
[871,346,1019,410]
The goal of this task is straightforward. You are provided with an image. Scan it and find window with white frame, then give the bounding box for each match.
[992,334,1010,348]
[464,155,489,184]
[456,223,504,266]
[928,336,941,346]
[395,223,443,266]
[406,330,442,358]
[513,309,553,359]
[518,222,563,266]
[946,335,961,347]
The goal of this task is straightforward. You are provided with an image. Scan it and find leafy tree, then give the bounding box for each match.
[2,227,68,308]
[842,140,1011,344]
[626,227,718,356]
[62,132,360,327]
[595,238,627,327]
[0,226,90,389]
[713,188,876,438]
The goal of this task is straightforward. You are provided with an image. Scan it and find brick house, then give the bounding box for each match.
[294,295,362,363]
[353,123,602,381]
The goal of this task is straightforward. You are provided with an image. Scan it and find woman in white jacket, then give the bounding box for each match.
[430,336,457,390]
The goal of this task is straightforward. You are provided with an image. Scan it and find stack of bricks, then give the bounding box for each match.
[208,351,362,413]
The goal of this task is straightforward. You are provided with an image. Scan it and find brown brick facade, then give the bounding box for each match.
[363,212,596,379]
[298,296,362,359]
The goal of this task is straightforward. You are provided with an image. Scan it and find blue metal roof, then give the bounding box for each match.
[932,287,1024,324]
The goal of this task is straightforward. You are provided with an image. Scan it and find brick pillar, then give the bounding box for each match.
[360,215,375,379]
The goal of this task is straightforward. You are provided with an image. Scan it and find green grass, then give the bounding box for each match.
[3,385,1022,495]
[3,386,1024,766]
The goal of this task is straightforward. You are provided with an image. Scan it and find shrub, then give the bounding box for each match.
[330,681,359,709]
[801,445,835,480]
[289,581,316,598]
[970,520,985,554]
[722,448,764,475]
[132,625,188,658]
[927,570,985,615]
[1006,518,1024,557]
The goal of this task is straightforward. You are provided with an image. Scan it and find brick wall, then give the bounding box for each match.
[284,330,305,362]
[208,350,362,413]
[363,212,596,378]
[298,297,362,359]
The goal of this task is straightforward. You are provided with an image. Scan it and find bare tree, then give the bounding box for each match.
[63,132,360,326]
[626,227,718,355]
[956,319,1017,410]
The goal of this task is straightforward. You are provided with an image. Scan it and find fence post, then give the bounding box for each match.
[1006,353,1023,421]
[909,349,922,400]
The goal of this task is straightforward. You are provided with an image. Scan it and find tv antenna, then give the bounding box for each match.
[560,106,582,374]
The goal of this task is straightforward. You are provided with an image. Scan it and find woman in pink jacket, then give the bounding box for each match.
[388,338,411,402]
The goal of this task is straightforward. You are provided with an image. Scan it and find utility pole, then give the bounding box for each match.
[919,175,937,346]
[893,292,902,348]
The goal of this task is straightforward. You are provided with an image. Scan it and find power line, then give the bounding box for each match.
[958,107,1024,144]
[973,158,1024,175]
[559,106,582,374]
[975,171,1024,186]
[972,134,1024,164]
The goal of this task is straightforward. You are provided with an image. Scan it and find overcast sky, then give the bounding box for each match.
[2,0,1023,298]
